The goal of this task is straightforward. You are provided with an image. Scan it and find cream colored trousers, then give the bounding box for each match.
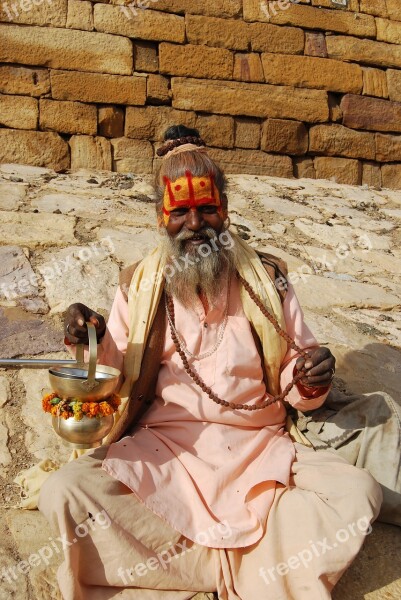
[39,443,382,600]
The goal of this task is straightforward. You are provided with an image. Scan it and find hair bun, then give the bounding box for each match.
[157,124,206,158]
[163,125,201,141]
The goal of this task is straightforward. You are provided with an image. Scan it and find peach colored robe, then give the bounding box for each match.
[99,277,330,549]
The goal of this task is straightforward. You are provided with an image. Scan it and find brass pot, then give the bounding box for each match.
[52,414,114,449]
[48,322,120,402]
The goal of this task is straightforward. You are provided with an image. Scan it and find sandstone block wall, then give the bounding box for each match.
[1,1,401,188]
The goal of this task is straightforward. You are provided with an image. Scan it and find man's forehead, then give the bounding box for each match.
[162,171,223,224]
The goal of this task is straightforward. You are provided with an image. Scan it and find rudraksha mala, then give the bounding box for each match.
[165,273,312,411]
[157,136,207,157]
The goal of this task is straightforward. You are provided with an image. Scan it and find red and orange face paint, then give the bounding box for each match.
[162,170,224,225]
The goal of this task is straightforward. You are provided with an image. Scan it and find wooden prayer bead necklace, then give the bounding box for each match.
[165,275,230,361]
[165,272,311,411]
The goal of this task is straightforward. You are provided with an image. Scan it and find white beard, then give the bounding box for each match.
[160,226,236,308]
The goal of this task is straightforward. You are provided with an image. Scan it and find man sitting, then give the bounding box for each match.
[39,125,383,600]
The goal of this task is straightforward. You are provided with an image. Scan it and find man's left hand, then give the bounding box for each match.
[295,347,335,388]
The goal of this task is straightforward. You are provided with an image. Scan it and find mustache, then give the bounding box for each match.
[174,227,216,242]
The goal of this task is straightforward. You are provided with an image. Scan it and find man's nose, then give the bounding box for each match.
[186,208,203,230]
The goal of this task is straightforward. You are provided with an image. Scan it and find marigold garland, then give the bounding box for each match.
[42,392,121,421]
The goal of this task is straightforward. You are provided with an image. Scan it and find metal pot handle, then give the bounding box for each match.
[76,322,98,391]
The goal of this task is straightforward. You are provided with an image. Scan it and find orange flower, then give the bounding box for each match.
[42,392,58,414]
[99,402,114,416]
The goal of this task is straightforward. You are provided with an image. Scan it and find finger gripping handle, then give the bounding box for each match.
[75,322,98,390]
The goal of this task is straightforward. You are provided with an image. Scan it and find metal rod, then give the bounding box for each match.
[0,359,78,368]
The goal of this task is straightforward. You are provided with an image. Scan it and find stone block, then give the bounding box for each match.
[382,164,401,189]
[66,0,93,30]
[140,0,242,18]
[134,42,159,73]
[261,119,308,156]
[305,32,327,57]
[294,271,398,309]
[159,43,233,80]
[111,138,153,174]
[186,14,249,50]
[250,22,304,54]
[94,4,185,42]
[208,147,293,177]
[196,114,235,148]
[0,94,38,130]
[234,53,264,83]
[362,67,388,98]
[0,212,75,248]
[0,24,132,75]
[261,54,363,94]
[326,35,401,70]
[309,124,375,160]
[314,157,362,186]
[98,106,125,138]
[70,136,112,171]
[362,162,382,188]
[147,74,170,105]
[387,0,401,21]
[235,118,261,149]
[0,0,67,27]
[375,133,401,162]
[50,70,146,105]
[243,2,376,38]
[294,157,316,179]
[171,78,329,123]
[0,130,69,171]
[341,94,401,133]
[359,0,388,18]
[96,226,159,267]
[0,309,65,365]
[39,99,97,135]
[0,246,40,307]
[125,106,197,140]
[387,69,401,102]
[376,17,401,44]
[0,182,26,211]
[39,245,119,315]
[0,65,50,97]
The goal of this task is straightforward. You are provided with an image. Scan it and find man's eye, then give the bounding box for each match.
[200,205,217,214]
[171,208,189,216]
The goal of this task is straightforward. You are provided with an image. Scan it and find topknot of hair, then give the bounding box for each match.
[156,135,207,158]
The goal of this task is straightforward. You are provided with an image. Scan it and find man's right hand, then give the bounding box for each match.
[64,303,106,345]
